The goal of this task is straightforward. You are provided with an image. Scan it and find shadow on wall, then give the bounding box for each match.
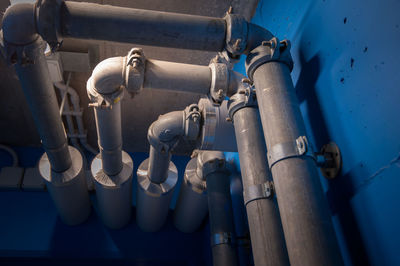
[294,48,369,266]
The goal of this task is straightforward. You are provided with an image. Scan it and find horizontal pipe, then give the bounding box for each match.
[143,60,211,94]
[253,62,343,266]
[60,1,226,51]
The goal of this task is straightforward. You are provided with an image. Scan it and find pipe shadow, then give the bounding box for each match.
[295,49,369,266]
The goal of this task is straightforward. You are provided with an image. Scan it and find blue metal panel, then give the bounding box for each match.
[238,0,400,265]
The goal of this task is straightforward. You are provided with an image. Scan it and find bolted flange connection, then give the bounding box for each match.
[245,37,294,81]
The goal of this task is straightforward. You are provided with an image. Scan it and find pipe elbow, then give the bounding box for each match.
[2,3,37,45]
[148,111,185,152]
[89,56,126,96]
[245,23,274,54]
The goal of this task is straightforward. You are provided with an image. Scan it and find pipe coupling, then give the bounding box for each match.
[125,48,145,97]
[197,151,228,178]
[87,77,124,109]
[209,62,229,103]
[227,85,257,121]
[245,37,294,80]
[224,13,248,57]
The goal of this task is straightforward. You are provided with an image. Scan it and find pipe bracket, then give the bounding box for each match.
[245,37,294,80]
[243,181,274,206]
[227,86,257,121]
[268,136,315,169]
[211,232,236,247]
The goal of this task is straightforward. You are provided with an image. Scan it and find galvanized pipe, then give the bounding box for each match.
[232,105,290,266]
[252,61,343,266]
[60,1,226,51]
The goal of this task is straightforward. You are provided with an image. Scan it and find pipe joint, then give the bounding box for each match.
[125,48,145,97]
[35,0,64,52]
[224,14,248,57]
[245,37,294,80]
[209,62,229,103]
[227,85,257,121]
[1,3,41,65]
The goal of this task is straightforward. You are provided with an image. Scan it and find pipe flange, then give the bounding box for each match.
[39,145,83,185]
[137,158,178,197]
[227,86,257,120]
[224,14,248,57]
[209,62,229,103]
[245,37,294,81]
[35,0,64,52]
[184,157,207,195]
[91,151,133,187]
[197,151,228,178]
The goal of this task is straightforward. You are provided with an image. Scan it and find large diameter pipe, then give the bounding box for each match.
[60,1,226,51]
[252,62,343,265]
[143,60,211,94]
[14,38,71,173]
[232,106,289,266]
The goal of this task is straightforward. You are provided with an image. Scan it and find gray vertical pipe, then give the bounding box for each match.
[232,106,290,266]
[252,62,343,265]
[147,146,171,184]
[206,168,238,266]
[14,38,71,173]
[94,101,123,176]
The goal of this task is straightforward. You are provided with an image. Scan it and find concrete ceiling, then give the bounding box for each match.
[0,0,259,154]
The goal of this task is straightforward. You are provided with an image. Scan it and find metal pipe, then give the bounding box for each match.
[202,151,238,266]
[87,55,133,229]
[13,38,72,173]
[60,1,226,51]
[251,61,343,265]
[229,93,290,266]
[173,156,208,233]
[143,60,211,94]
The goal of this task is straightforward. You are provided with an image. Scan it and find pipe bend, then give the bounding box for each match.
[2,3,38,45]
[148,111,185,152]
[89,56,126,95]
[245,23,274,54]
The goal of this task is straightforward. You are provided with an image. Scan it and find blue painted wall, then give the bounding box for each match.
[234,0,400,265]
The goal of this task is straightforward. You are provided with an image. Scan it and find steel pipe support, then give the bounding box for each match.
[202,151,238,266]
[173,156,208,233]
[136,158,178,232]
[91,151,133,229]
[229,91,290,266]
[39,146,91,225]
[246,41,343,265]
